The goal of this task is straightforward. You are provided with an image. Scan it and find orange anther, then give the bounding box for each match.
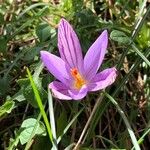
[70,68,86,89]
[71,68,78,77]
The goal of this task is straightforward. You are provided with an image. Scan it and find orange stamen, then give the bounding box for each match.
[70,68,86,89]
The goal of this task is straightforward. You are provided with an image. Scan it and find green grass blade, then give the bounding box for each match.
[104,92,141,150]
[137,0,147,20]
[48,89,57,150]
[26,68,53,143]
[132,44,150,67]
[18,3,49,19]
[131,128,150,150]
[132,5,150,39]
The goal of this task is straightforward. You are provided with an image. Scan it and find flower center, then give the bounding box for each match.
[70,68,86,90]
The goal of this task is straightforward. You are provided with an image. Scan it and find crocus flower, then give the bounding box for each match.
[40,19,117,100]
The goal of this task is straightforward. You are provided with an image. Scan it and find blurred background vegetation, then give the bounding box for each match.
[0,0,150,149]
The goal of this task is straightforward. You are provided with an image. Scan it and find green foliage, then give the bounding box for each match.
[136,23,150,48]
[14,63,47,107]
[110,30,131,44]
[0,76,10,96]
[0,36,7,53]
[56,108,67,137]
[19,118,46,145]
[36,23,51,42]
[0,100,15,118]
[17,77,43,107]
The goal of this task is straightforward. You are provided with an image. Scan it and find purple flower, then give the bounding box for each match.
[40,19,117,100]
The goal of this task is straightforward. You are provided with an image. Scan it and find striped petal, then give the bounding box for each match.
[49,81,72,100]
[49,81,88,100]
[68,85,88,100]
[58,18,83,72]
[84,30,108,80]
[88,67,117,91]
[40,51,70,85]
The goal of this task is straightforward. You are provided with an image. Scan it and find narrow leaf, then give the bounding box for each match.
[26,68,53,143]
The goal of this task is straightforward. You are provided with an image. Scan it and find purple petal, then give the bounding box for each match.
[84,30,108,80]
[68,85,88,100]
[49,81,72,100]
[58,18,83,72]
[40,51,70,84]
[88,67,117,91]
